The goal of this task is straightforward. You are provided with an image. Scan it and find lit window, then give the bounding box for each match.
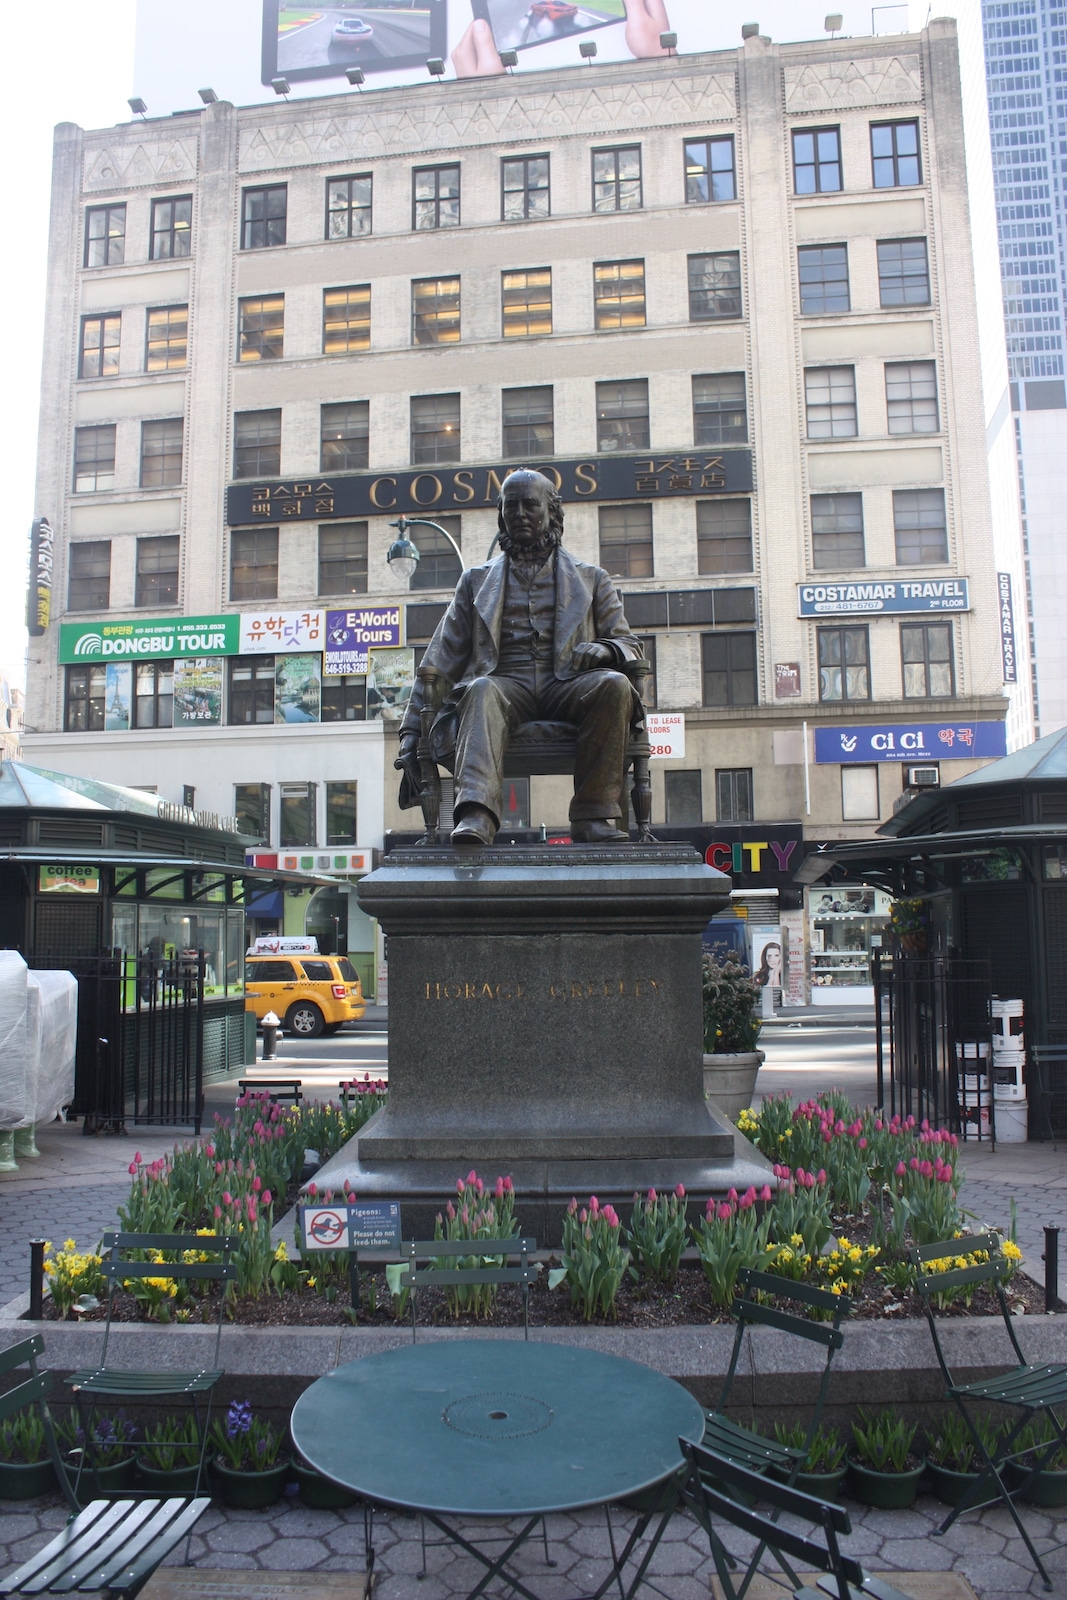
[593,260,645,331]
[323,285,370,354]
[238,295,284,362]
[412,276,460,345]
[145,305,188,371]
[502,269,552,337]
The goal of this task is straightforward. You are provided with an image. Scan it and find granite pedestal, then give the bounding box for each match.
[311,844,774,1242]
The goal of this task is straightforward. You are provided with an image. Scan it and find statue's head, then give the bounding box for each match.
[497,469,564,558]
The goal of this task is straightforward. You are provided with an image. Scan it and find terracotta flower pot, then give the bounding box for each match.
[848,1457,924,1508]
[0,1457,56,1500]
[703,1051,765,1124]
[212,1454,290,1509]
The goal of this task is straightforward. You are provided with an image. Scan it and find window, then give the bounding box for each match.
[792,127,842,193]
[79,314,120,379]
[818,625,870,701]
[234,783,270,841]
[234,410,281,479]
[502,155,549,220]
[135,535,180,608]
[326,781,358,846]
[320,401,369,471]
[598,504,653,579]
[665,770,702,825]
[140,419,183,487]
[323,285,370,354]
[84,204,126,267]
[885,360,938,434]
[502,269,552,337]
[717,769,754,823]
[871,120,921,188]
[702,633,757,707]
[636,635,657,709]
[238,294,284,362]
[502,386,554,458]
[411,515,462,591]
[684,136,736,203]
[230,528,279,602]
[241,185,287,249]
[596,380,649,453]
[893,488,948,564]
[805,367,857,438]
[413,165,460,230]
[688,252,742,321]
[326,174,372,238]
[68,541,111,611]
[693,374,747,445]
[134,661,173,728]
[841,765,880,821]
[64,664,106,731]
[592,145,642,212]
[798,245,850,314]
[228,655,275,724]
[811,493,864,570]
[73,425,116,492]
[500,777,530,829]
[280,784,316,848]
[318,522,368,594]
[877,238,930,307]
[150,195,192,259]
[593,260,646,331]
[321,676,367,722]
[901,621,954,697]
[697,500,753,574]
[412,276,460,345]
[410,393,460,464]
[145,305,188,371]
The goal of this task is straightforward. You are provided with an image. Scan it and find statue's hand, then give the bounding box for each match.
[572,641,614,671]
[395,732,422,793]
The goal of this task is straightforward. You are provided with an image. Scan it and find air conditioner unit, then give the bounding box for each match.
[907,765,940,788]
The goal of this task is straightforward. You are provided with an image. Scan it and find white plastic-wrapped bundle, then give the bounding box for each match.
[26,970,77,1125]
[0,951,29,1129]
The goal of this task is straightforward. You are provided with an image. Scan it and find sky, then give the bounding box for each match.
[0,0,931,702]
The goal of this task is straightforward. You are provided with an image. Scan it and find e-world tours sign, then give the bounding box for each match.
[225,452,755,527]
[60,615,240,664]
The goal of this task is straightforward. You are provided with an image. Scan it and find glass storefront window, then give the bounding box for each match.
[808,883,891,1000]
[226,909,245,995]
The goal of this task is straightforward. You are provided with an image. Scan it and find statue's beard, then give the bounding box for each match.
[498,526,560,561]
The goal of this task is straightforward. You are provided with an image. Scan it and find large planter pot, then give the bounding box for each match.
[703,1051,765,1124]
[792,1466,849,1502]
[924,1458,984,1507]
[0,1458,56,1499]
[848,1458,925,1509]
[1004,1459,1067,1507]
[213,1454,291,1509]
[292,1457,358,1510]
[137,1457,203,1493]
[66,1456,136,1499]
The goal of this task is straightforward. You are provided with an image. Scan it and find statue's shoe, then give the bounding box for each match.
[571,820,629,844]
[450,809,497,847]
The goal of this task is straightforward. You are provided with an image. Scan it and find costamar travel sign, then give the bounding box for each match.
[225,451,755,526]
[798,579,970,616]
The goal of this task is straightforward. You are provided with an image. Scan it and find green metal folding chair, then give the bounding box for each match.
[910,1229,1067,1591]
[0,1334,210,1600]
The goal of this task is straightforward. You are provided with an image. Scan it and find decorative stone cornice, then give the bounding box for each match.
[83,138,199,193]
[784,54,922,113]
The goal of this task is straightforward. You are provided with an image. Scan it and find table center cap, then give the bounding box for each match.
[442,1390,554,1439]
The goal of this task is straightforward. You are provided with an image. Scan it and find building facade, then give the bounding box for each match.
[24,19,1010,1000]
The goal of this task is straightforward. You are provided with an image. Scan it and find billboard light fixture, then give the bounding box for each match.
[500,49,518,69]
[741,22,760,39]
[426,57,446,76]
[659,31,677,52]
[825,13,843,34]
[198,87,218,105]
[345,67,365,87]
[271,77,290,97]
[579,39,597,59]
[128,97,148,118]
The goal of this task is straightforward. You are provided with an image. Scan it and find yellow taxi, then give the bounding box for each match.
[245,949,366,1038]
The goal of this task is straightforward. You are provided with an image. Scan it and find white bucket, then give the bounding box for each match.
[955,1041,990,1061]
[992,998,1024,1017]
[997,1100,1028,1143]
[958,1090,992,1140]
[995,1082,1026,1102]
[993,1057,1024,1092]
[961,1072,989,1094]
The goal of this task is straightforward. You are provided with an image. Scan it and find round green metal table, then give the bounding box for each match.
[290,1338,705,1599]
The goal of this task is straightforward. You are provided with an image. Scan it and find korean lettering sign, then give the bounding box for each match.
[814,722,1007,764]
[324,608,402,676]
[798,579,970,616]
[60,615,239,664]
[239,611,323,654]
[27,519,54,637]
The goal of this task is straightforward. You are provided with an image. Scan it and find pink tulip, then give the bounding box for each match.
[895,1161,906,1177]
[760,1185,772,1202]
[134,1151,142,1164]
[676,1184,686,1199]
[222,1191,232,1206]
[262,1190,271,1205]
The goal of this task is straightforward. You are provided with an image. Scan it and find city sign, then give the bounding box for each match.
[225,452,754,527]
[299,1201,401,1253]
[59,615,238,664]
[798,579,970,616]
[325,607,402,676]
[814,721,1007,764]
[38,864,100,895]
[27,519,54,638]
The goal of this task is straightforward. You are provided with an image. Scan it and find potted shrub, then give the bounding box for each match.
[772,1422,848,1500]
[58,1411,138,1498]
[137,1414,203,1493]
[923,1409,999,1507]
[0,1409,56,1500]
[701,951,764,1122]
[1004,1417,1067,1507]
[848,1407,924,1508]
[210,1400,290,1508]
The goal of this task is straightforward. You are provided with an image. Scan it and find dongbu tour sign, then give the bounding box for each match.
[60,615,239,664]
[814,722,1007,764]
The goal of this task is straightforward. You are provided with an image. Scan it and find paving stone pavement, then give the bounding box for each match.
[1,1483,1065,1598]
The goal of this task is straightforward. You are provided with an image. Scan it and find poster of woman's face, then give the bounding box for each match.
[752,928,783,988]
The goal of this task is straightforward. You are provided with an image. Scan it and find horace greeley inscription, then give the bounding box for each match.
[397,468,643,848]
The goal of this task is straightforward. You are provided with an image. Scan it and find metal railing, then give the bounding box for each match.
[873,949,994,1141]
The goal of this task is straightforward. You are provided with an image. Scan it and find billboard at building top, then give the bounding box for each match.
[133,1,904,112]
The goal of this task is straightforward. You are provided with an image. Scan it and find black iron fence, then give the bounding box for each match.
[37,952,205,1135]
[872,949,995,1142]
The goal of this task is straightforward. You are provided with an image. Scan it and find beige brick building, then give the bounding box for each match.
[24,19,1011,1000]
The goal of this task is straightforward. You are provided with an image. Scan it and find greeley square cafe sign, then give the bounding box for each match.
[225,451,754,524]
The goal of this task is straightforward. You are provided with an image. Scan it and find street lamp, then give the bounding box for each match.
[386,515,466,582]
